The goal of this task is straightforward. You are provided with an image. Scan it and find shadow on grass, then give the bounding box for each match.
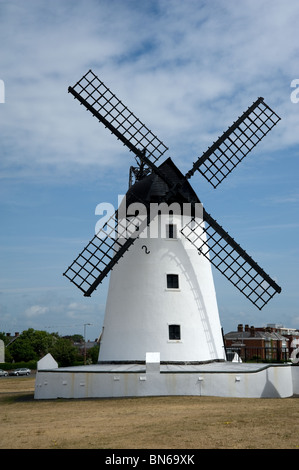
[0,393,35,404]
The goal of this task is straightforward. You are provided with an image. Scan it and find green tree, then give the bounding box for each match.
[0,332,10,346]
[87,344,100,364]
[69,334,84,343]
[9,336,37,362]
[22,329,59,357]
[49,337,78,367]
[8,329,59,362]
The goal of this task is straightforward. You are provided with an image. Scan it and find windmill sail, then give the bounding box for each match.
[185,97,281,188]
[63,200,152,297]
[181,210,281,310]
[68,69,168,165]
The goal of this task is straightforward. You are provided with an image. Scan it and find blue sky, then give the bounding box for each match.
[0,0,298,341]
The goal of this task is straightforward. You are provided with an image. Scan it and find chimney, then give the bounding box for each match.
[250,326,255,337]
[245,324,249,332]
[237,324,243,332]
[15,332,19,337]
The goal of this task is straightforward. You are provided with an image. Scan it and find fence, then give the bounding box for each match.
[226,347,289,363]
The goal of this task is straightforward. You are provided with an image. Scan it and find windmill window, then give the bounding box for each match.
[166,224,177,239]
[166,274,179,289]
[169,324,181,340]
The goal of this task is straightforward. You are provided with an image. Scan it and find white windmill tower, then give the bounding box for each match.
[64,70,281,366]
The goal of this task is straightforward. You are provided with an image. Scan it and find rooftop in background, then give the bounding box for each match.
[225,323,299,340]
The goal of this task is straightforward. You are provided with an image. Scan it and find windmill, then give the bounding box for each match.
[64,70,281,364]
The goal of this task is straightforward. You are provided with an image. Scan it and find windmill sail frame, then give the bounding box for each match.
[185,97,281,188]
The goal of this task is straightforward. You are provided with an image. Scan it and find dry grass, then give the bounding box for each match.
[0,377,299,449]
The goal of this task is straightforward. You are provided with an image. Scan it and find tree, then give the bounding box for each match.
[22,329,59,357]
[6,329,87,367]
[9,336,37,362]
[8,329,59,363]
[88,344,100,364]
[49,338,78,367]
[0,332,10,346]
[66,334,84,343]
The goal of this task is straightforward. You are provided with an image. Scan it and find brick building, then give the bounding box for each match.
[224,324,293,362]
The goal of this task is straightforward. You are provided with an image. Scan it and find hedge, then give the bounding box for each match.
[0,360,37,371]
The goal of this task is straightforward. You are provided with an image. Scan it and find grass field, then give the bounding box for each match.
[0,376,298,449]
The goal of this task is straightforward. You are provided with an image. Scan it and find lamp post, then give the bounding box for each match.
[84,323,92,365]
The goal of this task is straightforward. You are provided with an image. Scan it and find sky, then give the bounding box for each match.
[0,0,298,341]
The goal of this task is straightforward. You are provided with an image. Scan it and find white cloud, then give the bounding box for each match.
[25,304,49,318]
[66,301,95,319]
[1,0,299,182]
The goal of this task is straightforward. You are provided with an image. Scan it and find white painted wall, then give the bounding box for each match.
[37,353,58,370]
[98,214,226,363]
[0,339,4,363]
[34,363,296,399]
[292,366,299,395]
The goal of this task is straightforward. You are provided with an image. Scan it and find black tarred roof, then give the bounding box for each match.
[125,157,200,207]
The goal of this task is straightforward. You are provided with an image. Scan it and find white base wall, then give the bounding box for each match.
[34,362,299,400]
[292,365,299,395]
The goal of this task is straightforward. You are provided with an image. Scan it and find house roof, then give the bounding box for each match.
[225,330,288,342]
